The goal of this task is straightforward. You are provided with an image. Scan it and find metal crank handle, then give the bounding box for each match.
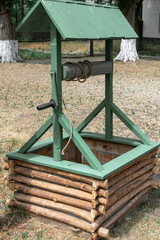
[37,99,56,111]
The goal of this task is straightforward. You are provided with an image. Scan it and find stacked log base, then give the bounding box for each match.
[4,148,159,239]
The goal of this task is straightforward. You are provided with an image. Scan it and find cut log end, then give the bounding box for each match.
[152,166,160,175]
[2,162,9,170]
[97,205,106,215]
[97,227,109,238]
[151,179,159,189]
[153,157,160,165]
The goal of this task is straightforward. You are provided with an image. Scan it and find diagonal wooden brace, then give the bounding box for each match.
[18,116,53,154]
[59,112,104,171]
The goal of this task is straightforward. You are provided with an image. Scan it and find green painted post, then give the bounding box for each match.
[50,24,63,161]
[105,40,113,139]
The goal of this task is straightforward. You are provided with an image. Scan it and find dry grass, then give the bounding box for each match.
[18,40,121,54]
[0,56,159,239]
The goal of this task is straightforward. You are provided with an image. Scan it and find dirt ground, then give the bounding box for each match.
[0,57,160,240]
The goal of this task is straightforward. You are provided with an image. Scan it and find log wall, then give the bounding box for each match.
[4,145,159,240]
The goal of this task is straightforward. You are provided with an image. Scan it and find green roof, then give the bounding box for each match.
[16,0,138,40]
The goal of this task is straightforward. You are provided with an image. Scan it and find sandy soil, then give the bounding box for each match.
[0,57,159,240]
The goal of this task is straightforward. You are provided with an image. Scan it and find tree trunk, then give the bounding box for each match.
[115,0,139,62]
[0,11,22,63]
[21,0,24,21]
[114,39,139,62]
[0,11,13,40]
[88,40,93,56]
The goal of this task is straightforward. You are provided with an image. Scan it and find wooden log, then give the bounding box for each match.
[151,179,159,189]
[108,160,154,188]
[3,155,9,162]
[8,160,15,175]
[9,174,93,201]
[5,174,15,190]
[100,187,149,229]
[108,153,155,183]
[109,164,154,196]
[97,189,108,198]
[91,180,151,231]
[14,166,94,193]
[97,227,109,238]
[14,192,98,222]
[92,200,99,209]
[14,160,108,189]
[91,233,98,240]
[92,191,98,200]
[2,162,9,170]
[152,166,159,174]
[98,197,108,206]
[97,205,106,215]
[6,199,94,233]
[108,171,152,207]
[153,157,160,165]
[9,182,93,210]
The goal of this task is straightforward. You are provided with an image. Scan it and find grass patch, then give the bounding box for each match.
[19,49,50,59]
[138,50,160,57]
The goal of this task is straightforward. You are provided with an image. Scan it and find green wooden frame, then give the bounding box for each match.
[7,26,160,179]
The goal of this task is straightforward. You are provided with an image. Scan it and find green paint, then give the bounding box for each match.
[7,142,160,179]
[11,0,159,180]
[6,151,103,179]
[50,25,63,161]
[105,40,113,139]
[59,113,104,171]
[111,103,153,145]
[80,132,142,147]
[76,99,105,133]
[101,143,160,178]
[16,0,138,40]
[18,116,53,154]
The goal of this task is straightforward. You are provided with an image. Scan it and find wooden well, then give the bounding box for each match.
[5,0,160,239]
[4,140,159,239]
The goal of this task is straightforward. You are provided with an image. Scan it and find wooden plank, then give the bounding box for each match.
[6,152,103,179]
[111,103,153,145]
[101,144,160,178]
[59,112,104,171]
[18,116,53,154]
[80,132,142,147]
[105,40,113,139]
[76,99,105,133]
[50,25,63,161]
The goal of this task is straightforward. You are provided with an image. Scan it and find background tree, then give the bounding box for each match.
[114,0,144,62]
[0,0,36,63]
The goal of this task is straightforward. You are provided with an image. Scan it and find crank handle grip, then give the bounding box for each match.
[37,99,56,111]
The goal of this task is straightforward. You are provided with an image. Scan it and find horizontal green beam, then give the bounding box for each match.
[18,116,53,154]
[6,142,159,179]
[80,132,142,147]
[59,112,104,171]
[6,152,103,179]
[76,99,105,133]
[101,143,160,178]
[111,103,152,145]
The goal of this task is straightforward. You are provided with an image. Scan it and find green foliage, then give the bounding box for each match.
[0,0,37,23]
[11,0,37,23]
[19,49,50,59]
[0,0,13,12]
